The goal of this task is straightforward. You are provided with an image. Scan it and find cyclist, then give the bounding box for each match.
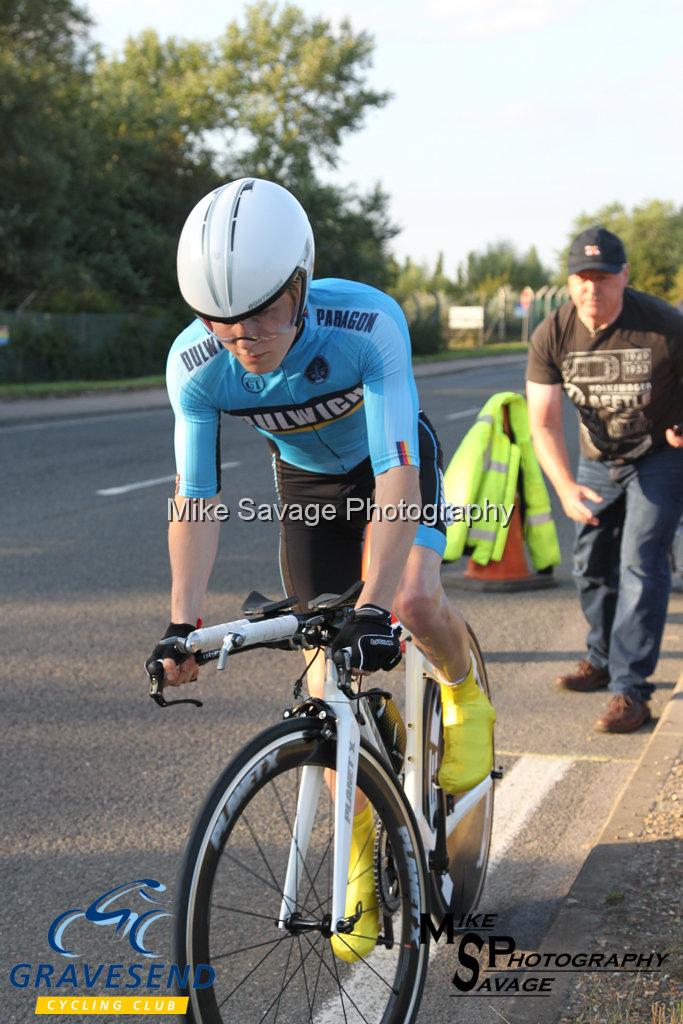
[148,178,495,961]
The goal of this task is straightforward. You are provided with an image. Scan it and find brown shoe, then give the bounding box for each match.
[594,695,652,733]
[556,660,610,692]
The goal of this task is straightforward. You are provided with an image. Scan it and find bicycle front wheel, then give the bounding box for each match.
[174,718,430,1024]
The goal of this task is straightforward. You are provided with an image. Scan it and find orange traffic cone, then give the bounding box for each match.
[454,493,555,591]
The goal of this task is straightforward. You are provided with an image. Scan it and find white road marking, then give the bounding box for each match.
[97,462,240,496]
[314,754,572,1020]
[445,407,480,421]
[487,754,571,869]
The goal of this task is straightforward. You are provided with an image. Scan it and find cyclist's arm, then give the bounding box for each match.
[357,295,421,610]
[164,354,225,682]
[169,495,221,623]
[357,464,420,610]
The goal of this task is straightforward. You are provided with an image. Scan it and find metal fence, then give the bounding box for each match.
[0,309,183,383]
[483,285,570,343]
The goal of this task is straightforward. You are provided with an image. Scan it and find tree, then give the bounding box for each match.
[1,1,398,312]
[458,240,550,300]
[566,200,683,302]
[212,3,390,184]
[0,0,93,306]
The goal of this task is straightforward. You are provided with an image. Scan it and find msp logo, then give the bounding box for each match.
[48,879,172,959]
[305,356,329,383]
[242,372,265,393]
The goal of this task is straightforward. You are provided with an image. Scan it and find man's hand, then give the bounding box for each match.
[331,605,402,674]
[146,623,199,689]
[665,426,683,449]
[557,481,603,525]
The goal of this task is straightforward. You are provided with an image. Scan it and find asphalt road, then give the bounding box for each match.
[3,359,682,1023]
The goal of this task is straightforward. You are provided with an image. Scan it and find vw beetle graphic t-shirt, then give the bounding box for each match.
[527,288,683,460]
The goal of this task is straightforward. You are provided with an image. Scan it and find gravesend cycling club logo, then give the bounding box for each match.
[8,876,214,1017]
[242,372,265,393]
[48,878,171,958]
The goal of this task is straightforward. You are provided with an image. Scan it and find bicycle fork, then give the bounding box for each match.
[278,658,361,935]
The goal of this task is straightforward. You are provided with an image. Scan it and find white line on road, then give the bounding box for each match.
[97,462,240,496]
[487,754,571,869]
[445,407,480,421]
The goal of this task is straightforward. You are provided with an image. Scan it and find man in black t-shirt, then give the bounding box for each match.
[527,226,683,733]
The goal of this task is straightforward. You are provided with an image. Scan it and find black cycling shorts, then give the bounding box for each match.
[272,410,447,610]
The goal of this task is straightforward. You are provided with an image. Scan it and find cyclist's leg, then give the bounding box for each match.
[273,453,372,698]
[273,454,380,961]
[392,412,495,794]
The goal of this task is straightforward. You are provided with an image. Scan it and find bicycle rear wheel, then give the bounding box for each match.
[424,624,494,919]
[174,718,430,1024]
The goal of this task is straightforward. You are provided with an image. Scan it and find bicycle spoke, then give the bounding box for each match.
[241,810,290,905]
[299,828,334,912]
[211,933,294,963]
[296,934,313,1021]
[211,903,282,924]
[272,929,296,1023]
[255,933,321,1023]
[223,850,286,900]
[332,936,400,994]
[309,932,326,1021]
[217,931,291,1009]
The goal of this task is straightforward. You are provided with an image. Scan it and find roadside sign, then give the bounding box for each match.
[519,287,534,311]
[0,325,9,346]
[448,306,484,330]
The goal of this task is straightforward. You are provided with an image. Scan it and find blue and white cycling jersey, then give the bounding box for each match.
[167,279,421,498]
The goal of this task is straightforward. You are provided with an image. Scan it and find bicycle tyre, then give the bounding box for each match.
[174,717,430,1024]
[424,623,494,919]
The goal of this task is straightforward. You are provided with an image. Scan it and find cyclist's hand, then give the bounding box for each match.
[331,604,402,673]
[146,623,199,689]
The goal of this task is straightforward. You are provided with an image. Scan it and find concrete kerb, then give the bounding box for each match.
[491,669,683,1024]
[0,354,528,425]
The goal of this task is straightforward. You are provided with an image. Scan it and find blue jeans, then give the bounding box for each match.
[573,445,683,701]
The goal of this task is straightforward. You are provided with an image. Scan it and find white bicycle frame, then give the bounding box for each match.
[185,616,493,936]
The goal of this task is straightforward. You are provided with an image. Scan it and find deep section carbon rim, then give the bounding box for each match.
[174,720,429,1023]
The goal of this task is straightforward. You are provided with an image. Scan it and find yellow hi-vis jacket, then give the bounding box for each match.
[443,391,561,570]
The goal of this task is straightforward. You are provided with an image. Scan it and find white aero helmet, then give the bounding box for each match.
[177,177,315,325]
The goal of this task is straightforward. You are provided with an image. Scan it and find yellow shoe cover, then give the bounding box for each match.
[330,802,380,963]
[437,659,496,795]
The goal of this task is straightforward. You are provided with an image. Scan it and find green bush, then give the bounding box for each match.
[407,315,445,356]
[0,312,186,383]
[0,319,82,382]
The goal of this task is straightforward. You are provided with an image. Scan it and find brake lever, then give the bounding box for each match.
[145,643,204,709]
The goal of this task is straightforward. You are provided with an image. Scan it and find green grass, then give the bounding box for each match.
[0,376,165,399]
[414,342,527,363]
[0,343,528,398]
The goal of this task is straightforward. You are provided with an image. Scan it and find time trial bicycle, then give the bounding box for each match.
[147,580,495,1023]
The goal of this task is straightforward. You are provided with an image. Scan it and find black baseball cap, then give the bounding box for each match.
[568,226,627,275]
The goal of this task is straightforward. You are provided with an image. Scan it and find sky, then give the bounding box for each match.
[87,0,683,277]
